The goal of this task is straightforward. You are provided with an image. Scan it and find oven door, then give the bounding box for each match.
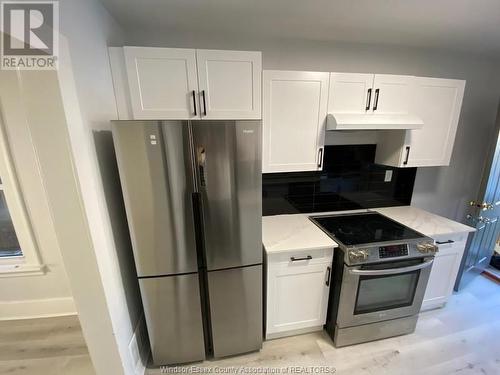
[336,257,434,328]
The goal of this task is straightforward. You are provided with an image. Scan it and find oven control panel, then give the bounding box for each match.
[378,244,409,259]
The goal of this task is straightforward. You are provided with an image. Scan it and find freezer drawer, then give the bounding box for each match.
[207,265,263,358]
[139,274,205,365]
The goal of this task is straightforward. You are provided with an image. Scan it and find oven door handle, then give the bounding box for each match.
[348,258,434,276]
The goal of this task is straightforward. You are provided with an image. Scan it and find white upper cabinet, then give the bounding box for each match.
[196,50,261,119]
[263,70,329,173]
[404,78,465,167]
[328,73,416,115]
[113,47,262,120]
[375,77,465,167]
[123,47,199,120]
[371,74,416,115]
[328,73,374,114]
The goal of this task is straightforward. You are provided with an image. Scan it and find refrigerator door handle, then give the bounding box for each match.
[196,146,207,187]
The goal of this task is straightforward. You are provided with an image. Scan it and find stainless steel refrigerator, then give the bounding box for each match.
[111,120,262,365]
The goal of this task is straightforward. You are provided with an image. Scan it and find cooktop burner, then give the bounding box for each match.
[310,212,425,246]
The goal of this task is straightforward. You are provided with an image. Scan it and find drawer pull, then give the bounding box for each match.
[436,240,455,245]
[325,266,331,286]
[290,255,312,262]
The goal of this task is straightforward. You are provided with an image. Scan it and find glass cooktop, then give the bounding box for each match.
[310,212,425,246]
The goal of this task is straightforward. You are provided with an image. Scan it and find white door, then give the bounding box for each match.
[266,262,331,336]
[371,74,416,115]
[263,70,329,173]
[405,78,465,167]
[124,47,199,119]
[328,73,374,114]
[196,49,261,119]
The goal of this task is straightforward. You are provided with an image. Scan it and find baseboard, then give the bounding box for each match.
[266,325,324,340]
[129,316,149,375]
[0,297,76,320]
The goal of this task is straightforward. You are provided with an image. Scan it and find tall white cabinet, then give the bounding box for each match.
[262,70,329,173]
[111,47,262,120]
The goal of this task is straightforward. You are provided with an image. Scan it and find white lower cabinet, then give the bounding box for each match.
[421,233,468,311]
[266,248,333,339]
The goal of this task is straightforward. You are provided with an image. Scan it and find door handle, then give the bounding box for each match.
[366,88,372,111]
[373,88,380,111]
[290,255,312,262]
[325,266,331,286]
[201,90,207,116]
[192,90,197,116]
[403,146,410,165]
[317,148,323,169]
[348,258,434,276]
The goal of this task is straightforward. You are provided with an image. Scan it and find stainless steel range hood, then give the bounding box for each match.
[326,113,424,131]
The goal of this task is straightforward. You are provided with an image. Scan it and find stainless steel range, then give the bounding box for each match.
[310,211,438,347]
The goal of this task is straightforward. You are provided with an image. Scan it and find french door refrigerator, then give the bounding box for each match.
[111,120,262,365]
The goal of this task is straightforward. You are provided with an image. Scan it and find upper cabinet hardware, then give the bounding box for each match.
[317,148,323,168]
[373,88,380,111]
[366,88,372,111]
[201,90,207,116]
[192,90,197,116]
[290,255,312,262]
[403,146,410,165]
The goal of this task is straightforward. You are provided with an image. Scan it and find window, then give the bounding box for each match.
[0,182,22,258]
[0,110,42,276]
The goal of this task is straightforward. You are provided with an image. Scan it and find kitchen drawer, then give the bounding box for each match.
[266,247,333,265]
[432,232,469,251]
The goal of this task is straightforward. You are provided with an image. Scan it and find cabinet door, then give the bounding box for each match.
[405,78,465,167]
[328,73,374,114]
[371,74,416,115]
[124,47,199,119]
[196,49,261,119]
[421,241,465,311]
[266,261,331,337]
[263,70,329,173]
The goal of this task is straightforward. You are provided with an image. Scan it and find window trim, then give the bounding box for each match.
[0,103,44,276]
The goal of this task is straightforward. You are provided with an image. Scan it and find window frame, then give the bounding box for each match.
[0,107,43,276]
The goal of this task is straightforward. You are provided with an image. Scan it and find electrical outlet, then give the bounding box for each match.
[384,170,393,182]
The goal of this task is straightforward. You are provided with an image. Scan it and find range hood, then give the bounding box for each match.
[326,113,424,131]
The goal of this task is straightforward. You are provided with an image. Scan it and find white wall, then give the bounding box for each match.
[124,30,500,222]
[0,70,75,320]
[55,0,144,374]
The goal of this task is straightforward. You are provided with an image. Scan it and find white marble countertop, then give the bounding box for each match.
[262,214,338,253]
[375,206,475,237]
[262,205,475,254]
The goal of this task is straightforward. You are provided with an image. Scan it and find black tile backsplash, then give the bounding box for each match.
[262,145,417,216]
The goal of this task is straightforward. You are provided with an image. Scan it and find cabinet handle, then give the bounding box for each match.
[290,255,312,262]
[201,90,207,116]
[325,266,331,286]
[373,88,380,111]
[317,148,323,169]
[192,90,197,116]
[403,146,410,165]
[436,240,455,245]
[366,88,372,110]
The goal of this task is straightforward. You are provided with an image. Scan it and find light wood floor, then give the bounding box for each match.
[1,275,497,375]
[147,275,500,375]
[0,315,93,375]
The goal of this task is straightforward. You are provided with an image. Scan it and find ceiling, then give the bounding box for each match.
[100,0,500,57]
